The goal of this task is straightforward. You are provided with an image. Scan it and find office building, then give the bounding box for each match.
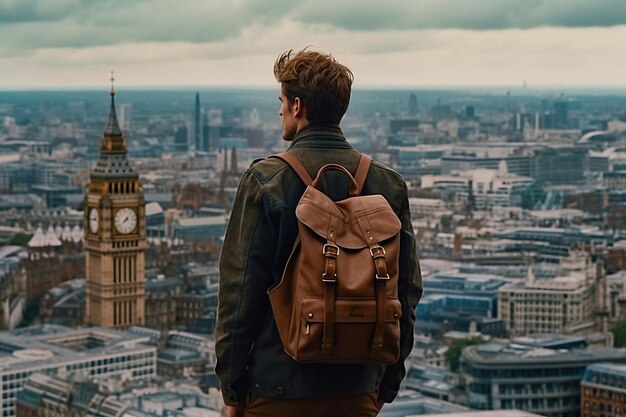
[419,412,546,417]
[0,324,156,417]
[553,101,569,129]
[421,168,534,208]
[379,390,467,417]
[194,92,203,152]
[417,294,506,337]
[157,331,216,387]
[441,153,531,177]
[119,103,132,132]
[498,253,607,336]
[460,340,626,417]
[531,147,586,184]
[581,363,626,417]
[17,374,222,417]
[173,215,227,242]
[408,93,418,116]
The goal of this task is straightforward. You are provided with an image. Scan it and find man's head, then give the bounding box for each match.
[274,48,354,140]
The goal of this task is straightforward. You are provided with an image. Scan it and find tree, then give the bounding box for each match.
[444,337,484,372]
[611,320,626,347]
[8,232,32,246]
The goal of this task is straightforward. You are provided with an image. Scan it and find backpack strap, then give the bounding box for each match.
[271,152,372,193]
[269,153,313,185]
[353,199,390,354]
[354,154,372,195]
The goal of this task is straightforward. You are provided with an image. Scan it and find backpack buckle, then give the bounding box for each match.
[369,246,386,257]
[322,244,340,256]
[322,273,337,283]
[376,274,390,281]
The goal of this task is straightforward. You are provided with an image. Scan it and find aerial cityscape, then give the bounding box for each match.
[0,83,625,417]
[2,1,626,416]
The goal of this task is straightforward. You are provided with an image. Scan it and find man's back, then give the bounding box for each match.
[215,49,422,417]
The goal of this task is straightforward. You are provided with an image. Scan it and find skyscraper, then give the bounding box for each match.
[408,93,418,116]
[84,82,146,329]
[194,92,203,152]
[554,100,569,129]
[118,103,132,132]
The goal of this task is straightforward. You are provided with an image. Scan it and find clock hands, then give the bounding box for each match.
[114,209,136,234]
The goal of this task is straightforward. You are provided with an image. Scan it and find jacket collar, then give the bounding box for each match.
[288,124,352,149]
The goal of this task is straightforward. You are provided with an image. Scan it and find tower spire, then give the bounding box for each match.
[105,71,122,136]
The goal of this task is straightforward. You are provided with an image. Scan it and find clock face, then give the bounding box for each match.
[88,208,99,234]
[114,208,137,235]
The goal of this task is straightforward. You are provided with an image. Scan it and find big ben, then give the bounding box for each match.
[84,78,146,329]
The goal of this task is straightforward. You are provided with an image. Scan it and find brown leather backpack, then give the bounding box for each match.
[267,152,402,364]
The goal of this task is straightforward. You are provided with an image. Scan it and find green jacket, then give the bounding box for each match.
[215,124,423,406]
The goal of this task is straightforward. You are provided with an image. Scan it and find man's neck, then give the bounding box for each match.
[295,118,310,133]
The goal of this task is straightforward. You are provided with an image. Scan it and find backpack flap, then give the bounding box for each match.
[295,186,401,249]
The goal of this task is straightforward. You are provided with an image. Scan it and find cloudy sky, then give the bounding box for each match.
[1,0,626,88]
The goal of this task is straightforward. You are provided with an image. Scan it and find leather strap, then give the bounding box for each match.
[370,245,388,353]
[271,152,371,194]
[354,154,372,195]
[353,198,388,353]
[322,241,339,354]
[270,153,313,185]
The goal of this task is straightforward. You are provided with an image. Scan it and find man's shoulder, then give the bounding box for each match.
[368,159,406,188]
[246,156,290,185]
[369,159,403,179]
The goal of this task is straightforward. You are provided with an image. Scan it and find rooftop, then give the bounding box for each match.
[0,325,154,372]
[582,363,626,393]
[416,411,545,417]
[585,362,626,378]
[145,201,163,216]
[463,342,626,367]
[512,334,587,349]
[379,390,467,417]
[176,216,227,227]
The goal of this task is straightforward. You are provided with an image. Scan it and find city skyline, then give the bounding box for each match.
[2,59,626,416]
[2,0,626,88]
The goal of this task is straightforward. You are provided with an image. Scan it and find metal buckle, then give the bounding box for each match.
[369,246,386,257]
[322,273,337,283]
[322,244,340,256]
[376,274,390,281]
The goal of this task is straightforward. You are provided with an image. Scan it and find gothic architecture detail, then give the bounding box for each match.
[84,81,146,329]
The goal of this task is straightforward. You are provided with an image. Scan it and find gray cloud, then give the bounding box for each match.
[1,0,625,58]
[0,0,81,23]
[294,0,626,30]
[1,0,299,52]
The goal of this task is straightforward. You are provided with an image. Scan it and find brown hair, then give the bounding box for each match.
[274,48,354,125]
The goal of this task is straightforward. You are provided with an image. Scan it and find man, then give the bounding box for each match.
[215,49,422,417]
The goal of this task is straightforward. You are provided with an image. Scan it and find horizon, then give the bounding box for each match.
[4,84,626,93]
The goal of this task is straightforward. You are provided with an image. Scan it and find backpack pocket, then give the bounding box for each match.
[295,297,402,364]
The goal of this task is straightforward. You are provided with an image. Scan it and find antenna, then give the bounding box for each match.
[110,71,115,95]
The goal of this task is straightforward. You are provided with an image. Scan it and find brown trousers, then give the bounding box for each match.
[244,391,382,417]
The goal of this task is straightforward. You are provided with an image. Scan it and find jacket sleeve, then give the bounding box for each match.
[378,182,423,403]
[215,169,275,406]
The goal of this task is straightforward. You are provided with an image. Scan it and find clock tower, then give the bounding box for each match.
[84,79,146,329]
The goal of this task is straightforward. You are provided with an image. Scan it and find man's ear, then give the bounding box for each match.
[293,97,305,118]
